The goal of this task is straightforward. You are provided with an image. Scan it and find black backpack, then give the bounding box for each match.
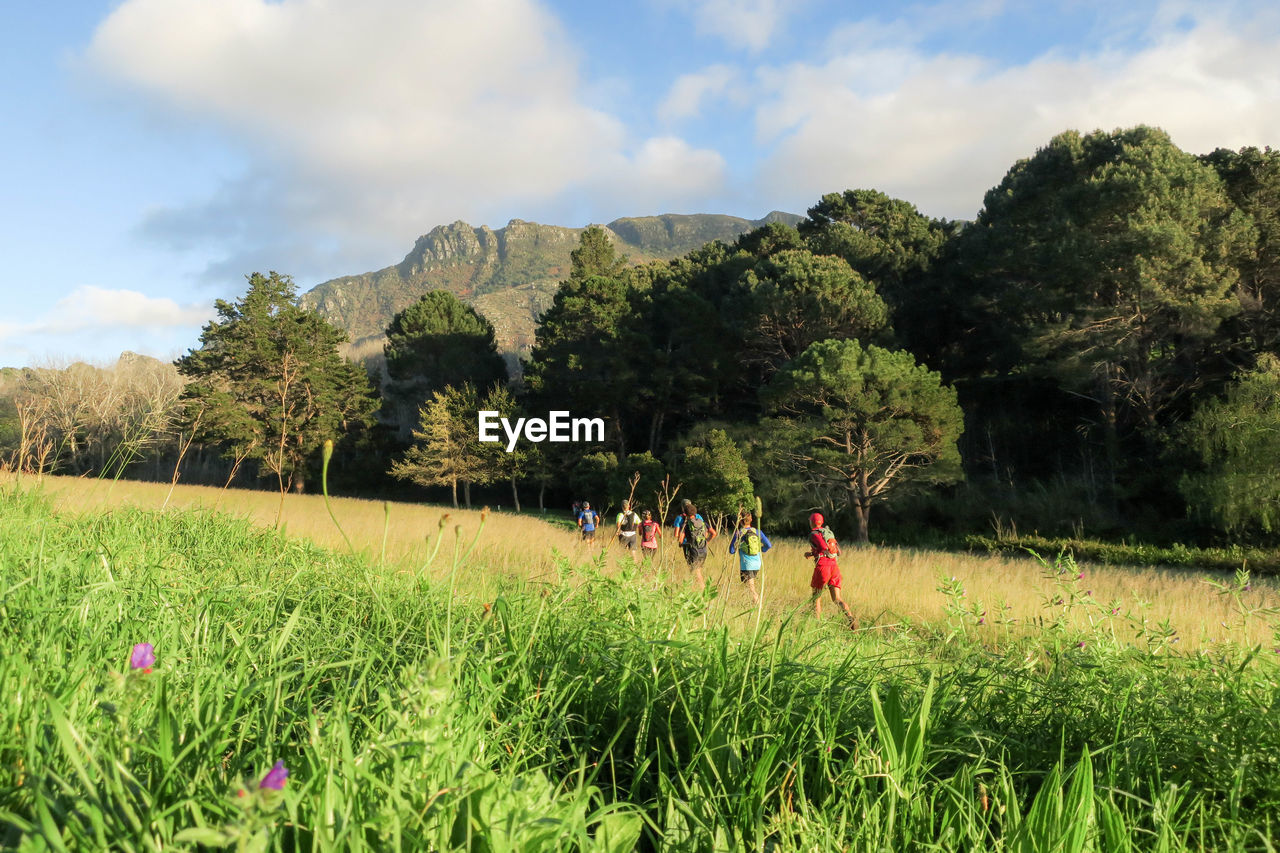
[620,511,639,533]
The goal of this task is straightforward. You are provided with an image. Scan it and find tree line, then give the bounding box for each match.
[2,125,1277,544]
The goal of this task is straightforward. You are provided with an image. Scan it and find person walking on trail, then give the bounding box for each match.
[805,512,858,629]
[616,501,642,554]
[639,509,662,559]
[728,511,772,605]
[577,501,600,543]
[674,500,716,586]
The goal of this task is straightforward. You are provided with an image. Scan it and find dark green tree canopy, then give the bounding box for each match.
[738,249,889,373]
[176,271,378,494]
[965,126,1253,427]
[1177,354,1280,535]
[762,338,963,542]
[799,189,950,288]
[384,291,508,395]
[570,225,627,281]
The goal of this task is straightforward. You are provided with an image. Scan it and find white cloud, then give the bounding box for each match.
[0,287,213,338]
[658,65,742,122]
[83,0,726,267]
[681,0,788,53]
[0,288,215,368]
[753,7,1280,220]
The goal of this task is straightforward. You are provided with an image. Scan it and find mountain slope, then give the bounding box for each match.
[299,212,801,360]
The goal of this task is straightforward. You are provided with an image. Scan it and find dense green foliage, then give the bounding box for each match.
[384,291,508,409]
[4,489,1280,849]
[762,339,964,542]
[1178,355,1280,534]
[7,126,1280,553]
[175,272,378,494]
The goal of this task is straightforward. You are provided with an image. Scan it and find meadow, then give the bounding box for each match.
[2,473,1280,850]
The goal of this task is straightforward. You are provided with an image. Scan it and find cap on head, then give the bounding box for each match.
[583,501,590,508]
[809,511,825,528]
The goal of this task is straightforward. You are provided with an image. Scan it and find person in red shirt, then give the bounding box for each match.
[805,512,858,629]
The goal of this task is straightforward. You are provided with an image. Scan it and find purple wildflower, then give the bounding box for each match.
[130,643,155,673]
[1076,641,1086,648]
[258,760,289,790]
[1085,590,1092,596]
[977,617,985,625]
[1076,572,1084,580]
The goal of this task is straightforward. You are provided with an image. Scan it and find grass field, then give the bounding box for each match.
[3,474,1280,850]
[10,472,1277,652]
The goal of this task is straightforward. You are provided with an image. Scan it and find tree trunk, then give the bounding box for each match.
[450,477,459,509]
[854,470,872,543]
[464,480,472,509]
[511,477,521,512]
[538,481,546,511]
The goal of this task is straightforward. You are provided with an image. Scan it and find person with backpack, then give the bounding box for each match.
[639,509,662,559]
[615,500,642,554]
[577,501,600,543]
[674,500,716,586]
[727,510,772,604]
[805,511,858,629]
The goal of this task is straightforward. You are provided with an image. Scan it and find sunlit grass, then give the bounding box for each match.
[3,477,1280,849]
[7,471,1275,651]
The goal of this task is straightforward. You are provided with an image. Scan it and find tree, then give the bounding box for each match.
[522,273,639,456]
[762,339,964,543]
[1177,355,1280,535]
[176,271,378,495]
[1202,146,1280,356]
[383,292,508,438]
[798,189,950,299]
[737,249,889,375]
[570,225,627,281]
[477,384,529,511]
[672,427,754,523]
[390,383,488,508]
[970,127,1252,432]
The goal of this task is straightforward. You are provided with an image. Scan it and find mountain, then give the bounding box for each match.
[299,212,802,364]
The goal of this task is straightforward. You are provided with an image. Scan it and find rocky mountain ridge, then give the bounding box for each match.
[299,212,801,362]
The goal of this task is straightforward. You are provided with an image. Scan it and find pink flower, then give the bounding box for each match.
[130,643,155,673]
[258,760,288,791]
[1076,641,1086,648]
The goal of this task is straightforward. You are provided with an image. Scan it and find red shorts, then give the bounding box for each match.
[810,558,842,589]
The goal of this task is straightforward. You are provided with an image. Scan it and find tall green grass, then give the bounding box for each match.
[2,485,1279,850]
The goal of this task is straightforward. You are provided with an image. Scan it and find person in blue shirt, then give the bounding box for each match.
[673,499,717,587]
[727,511,772,604]
[577,501,600,542]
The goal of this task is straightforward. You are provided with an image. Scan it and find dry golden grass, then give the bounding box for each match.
[7,471,1277,650]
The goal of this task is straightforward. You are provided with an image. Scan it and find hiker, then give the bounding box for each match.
[616,500,642,554]
[727,510,772,605]
[639,509,662,558]
[805,512,858,629]
[577,501,600,543]
[674,500,716,586]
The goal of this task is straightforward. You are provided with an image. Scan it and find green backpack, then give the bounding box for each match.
[683,515,708,549]
[740,527,762,557]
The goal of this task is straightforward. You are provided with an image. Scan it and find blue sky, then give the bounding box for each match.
[3,0,1279,368]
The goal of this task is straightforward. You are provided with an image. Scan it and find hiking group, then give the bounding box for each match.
[573,498,858,629]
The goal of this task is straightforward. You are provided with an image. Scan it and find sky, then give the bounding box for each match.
[3,0,1280,368]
